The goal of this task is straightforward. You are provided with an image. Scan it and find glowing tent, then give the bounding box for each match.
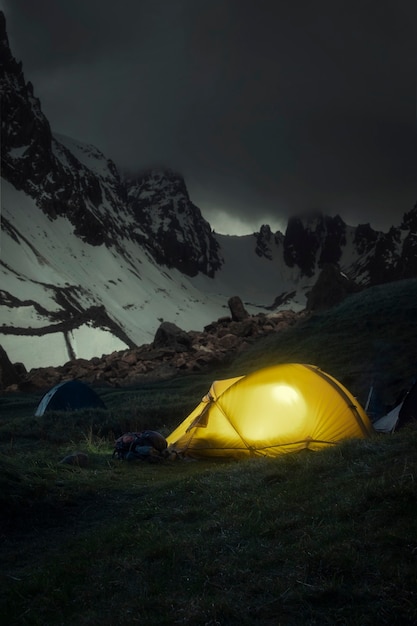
[167,363,372,458]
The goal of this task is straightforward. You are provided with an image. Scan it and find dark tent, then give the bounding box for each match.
[372,404,401,434]
[35,380,106,416]
[373,379,417,433]
[395,380,417,430]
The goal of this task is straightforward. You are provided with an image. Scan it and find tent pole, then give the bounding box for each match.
[365,385,373,412]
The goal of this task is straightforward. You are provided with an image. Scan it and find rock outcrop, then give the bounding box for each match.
[3,310,302,392]
[228,296,249,322]
[0,345,22,389]
[153,321,193,352]
[306,264,361,312]
[126,170,223,277]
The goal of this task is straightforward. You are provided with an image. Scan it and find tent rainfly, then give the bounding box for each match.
[373,378,417,433]
[166,363,373,459]
[35,379,106,416]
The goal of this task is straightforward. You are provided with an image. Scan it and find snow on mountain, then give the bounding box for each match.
[0,174,304,370]
[0,179,225,370]
[53,133,117,180]
[1,9,416,371]
[189,228,309,311]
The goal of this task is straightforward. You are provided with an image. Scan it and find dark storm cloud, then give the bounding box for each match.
[3,0,417,233]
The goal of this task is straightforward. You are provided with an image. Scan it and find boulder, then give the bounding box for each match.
[153,321,192,352]
[218,334,240,349]
[60,452,89,467]
[228,296,249,322]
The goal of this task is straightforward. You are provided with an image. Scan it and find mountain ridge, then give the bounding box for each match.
[1,10,416,371]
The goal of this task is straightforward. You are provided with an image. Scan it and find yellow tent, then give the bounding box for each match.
[167,363,373,458]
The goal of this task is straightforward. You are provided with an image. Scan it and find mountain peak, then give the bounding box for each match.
[126,169,223,277]
[283,212,348,277]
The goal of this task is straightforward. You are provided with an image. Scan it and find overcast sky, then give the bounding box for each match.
[2,0,416,234]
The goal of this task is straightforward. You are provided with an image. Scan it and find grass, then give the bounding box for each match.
[231,278,417,414]
[1,278,417,624]
[1,429,417,624]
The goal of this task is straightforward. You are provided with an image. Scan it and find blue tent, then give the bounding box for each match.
[35,380,106,416]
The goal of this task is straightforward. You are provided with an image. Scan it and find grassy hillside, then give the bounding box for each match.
[1,278,417,624]
[231,278,417,417]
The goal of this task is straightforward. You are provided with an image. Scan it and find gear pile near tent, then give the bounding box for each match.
[35,380,106,416]
[166,363,373,459]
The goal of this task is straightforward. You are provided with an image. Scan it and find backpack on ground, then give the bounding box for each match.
[113,430,168,462]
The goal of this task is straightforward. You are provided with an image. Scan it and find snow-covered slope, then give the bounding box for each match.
[1,10,416,371]
[189,228,309,311]
[0,179,227,369]
[0,176,309,370]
